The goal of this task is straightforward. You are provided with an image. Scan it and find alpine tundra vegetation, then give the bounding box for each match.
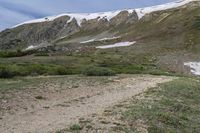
[0,0,200,133]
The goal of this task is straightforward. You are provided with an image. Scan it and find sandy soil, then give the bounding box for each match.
[0,75,174,133]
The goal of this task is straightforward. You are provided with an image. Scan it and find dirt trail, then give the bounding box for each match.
[0,75,174,133]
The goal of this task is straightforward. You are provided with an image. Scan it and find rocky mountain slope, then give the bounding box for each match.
[0,0,198,50]
[0,0,200,76]
[0,9,138,50]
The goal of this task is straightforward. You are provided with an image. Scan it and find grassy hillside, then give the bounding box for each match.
[120,77,200,133]
[0,3,200,78]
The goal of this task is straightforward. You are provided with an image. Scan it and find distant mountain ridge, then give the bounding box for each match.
[13,0,197,28]
[0,0,200,76]
[0,0,199,50]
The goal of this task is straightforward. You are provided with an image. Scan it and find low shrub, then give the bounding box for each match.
[194,16,200,30]
[69,124,82,131]
[0,63,76,78]
[0,67,14,78]
[34,53,49,56]
[82,66,116,76]
[0,50,36,58]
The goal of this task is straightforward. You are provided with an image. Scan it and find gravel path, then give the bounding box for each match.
[0,75,174,133]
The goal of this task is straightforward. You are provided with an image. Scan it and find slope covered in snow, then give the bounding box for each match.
[13,0,197,28]
[13,10,129,28]
[184,62,200,75]
[80,36,121,44]
[135,0,198,19]
[25,45,38,50]
[96,41,136,49]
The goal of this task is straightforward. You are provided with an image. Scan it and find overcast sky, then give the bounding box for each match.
[0,0,176,31]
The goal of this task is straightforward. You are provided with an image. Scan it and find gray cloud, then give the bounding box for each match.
[0,1,48,18]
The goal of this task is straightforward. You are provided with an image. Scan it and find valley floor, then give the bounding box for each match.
[0,75,173,133]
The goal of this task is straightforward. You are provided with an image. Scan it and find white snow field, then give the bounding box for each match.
[184,62,200,75]
[13,0,197,28]
[80,36,121,44]
[98,36,121,41]
[25,45,38,50]
[96,41,136,49]
[80,39,96,44]
[13,10,125,28]
[135,0,198,19]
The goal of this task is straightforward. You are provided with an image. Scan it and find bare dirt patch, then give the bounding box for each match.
[0,75,174,133]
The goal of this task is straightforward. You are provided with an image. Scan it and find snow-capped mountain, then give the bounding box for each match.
[13,0,197,28]
[0,0,199,50]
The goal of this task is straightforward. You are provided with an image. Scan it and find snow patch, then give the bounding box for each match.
[135,0,198,19]
[80,39,96,44]
[98,36,121,41]
[96,41,136,49]
[80,36,121,44]
[184,62,200,75]
[25,45,38,50]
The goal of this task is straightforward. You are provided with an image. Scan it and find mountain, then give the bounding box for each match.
[0,0,200,76]
[0,9,138,50]
[0,0,198,50]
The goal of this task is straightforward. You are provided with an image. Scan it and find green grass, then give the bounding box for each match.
[0,63,77,78]
[1,6,200,78]
[120,78,200,133]
[56,124,82,133]
[82,66,116,76]
[0,49,177,78]
[0,3,200,79]
[0,56,178,78]
[35,95,46,100]
[69,124,82,131]
[0,75,114,95]
[0,49,36,58]
[0,77,42,94]
[193,16,200,30]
